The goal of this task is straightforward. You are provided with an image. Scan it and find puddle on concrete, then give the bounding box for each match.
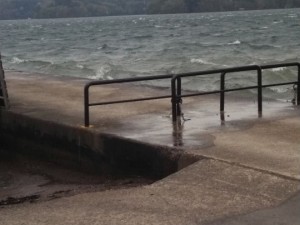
[0,149,155,208]
[102,96,299,148]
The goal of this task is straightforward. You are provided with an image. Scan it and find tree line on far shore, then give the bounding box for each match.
[1,0,300,20]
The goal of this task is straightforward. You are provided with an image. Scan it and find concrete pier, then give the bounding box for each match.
[0,71,299,225]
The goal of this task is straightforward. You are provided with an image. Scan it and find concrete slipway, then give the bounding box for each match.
[0,71,299,225]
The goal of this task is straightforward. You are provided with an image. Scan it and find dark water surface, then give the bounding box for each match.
[0,9,299,98]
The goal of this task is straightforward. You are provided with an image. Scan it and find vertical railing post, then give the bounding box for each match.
[220,72,226,121]
[257,66,263,117]
[171,76,178,122]
[0,52,9,109]
[297,64,300,105]
[176,77,182,117]
[84,84,90,127]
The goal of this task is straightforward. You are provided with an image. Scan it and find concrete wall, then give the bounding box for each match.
[0,110,182,179]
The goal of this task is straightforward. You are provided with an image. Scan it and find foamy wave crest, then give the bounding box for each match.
[190,58,218,66]
[11,57,27,64]
[227,40,241,45]
[270,87,288,93]
[89,65,113,80]
[271,67,287,72]
[76,64,84,69]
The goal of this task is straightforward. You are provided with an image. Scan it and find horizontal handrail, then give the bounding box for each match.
[171,62,300,122]
[261,62,300,69]
[84,74,176,127]
[84,62,300,127]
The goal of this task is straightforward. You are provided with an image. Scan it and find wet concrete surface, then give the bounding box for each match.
[104,101,299,148]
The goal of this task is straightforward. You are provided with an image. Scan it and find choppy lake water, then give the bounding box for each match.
[0,8,299,99]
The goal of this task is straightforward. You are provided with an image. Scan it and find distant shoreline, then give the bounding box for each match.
[1,6,300,21]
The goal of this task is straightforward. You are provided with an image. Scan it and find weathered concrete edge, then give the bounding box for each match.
[0,110,195,179]
[186,153,300,181]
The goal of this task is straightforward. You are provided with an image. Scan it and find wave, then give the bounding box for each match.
[10,57,54,67]
[11,57,27,64]
[270,67,287,72]
[246,43,281,50]
[287,14,298,18]
[227,40,241,45]
[7,57,98,78]
[190,58,218,66]
[87,65,114,80]
[96,44,119,51]
[75,64,84,69]
[190,58,230,67]
[31,25,43,29]
[211,33,223,37]
[199,40,241,47]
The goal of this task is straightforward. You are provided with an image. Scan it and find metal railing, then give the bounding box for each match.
[84,62,300,127]
[171,62,300,122]
[84,74,175,127]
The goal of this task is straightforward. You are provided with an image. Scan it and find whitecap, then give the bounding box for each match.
[271,67,287,72]
[76,64,84,69]
[191,58,206,64]
[227,40,241,45]
[270,87,288,93]
[97,44,108,50]
[190,58,218,66]
[11,57,26,64]
[288,14,297,18]
[89,65,112,80]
